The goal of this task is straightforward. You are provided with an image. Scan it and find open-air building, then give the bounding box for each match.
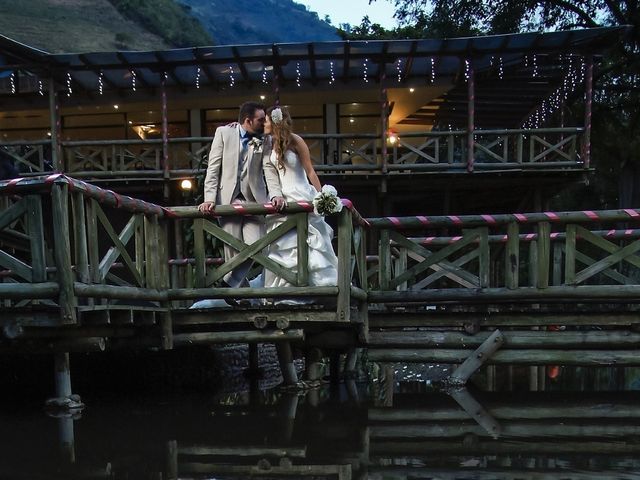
[0,26,629,216]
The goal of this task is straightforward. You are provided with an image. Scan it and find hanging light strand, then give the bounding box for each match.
[329,60,336,85]
[195,66,201,89]
[66,72,72,97]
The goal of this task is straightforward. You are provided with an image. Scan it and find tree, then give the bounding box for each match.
[363,0,640,208]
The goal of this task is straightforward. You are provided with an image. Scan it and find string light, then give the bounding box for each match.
[262,66,268,85]
[195,66,201,89]
[329,60,335,85]
[38,80,44,96]
[163,71,168,82]
[130,69,136,91]
[229,66,235,87]
[296,62,302,87]
[498,57,504,80]
[430,57,436,83]
[396,58,402,82]
[464,59,471,82]
[532,54,538,78]
[66,72,72,97]
[10,72,15,94]
[98,71,104,95]
[363,58,369,83]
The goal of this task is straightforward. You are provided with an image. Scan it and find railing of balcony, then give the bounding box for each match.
[0,128,586,179]
[366,209,640,304]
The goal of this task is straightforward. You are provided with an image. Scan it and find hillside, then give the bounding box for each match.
[181,0,340,44]
[0,0,173,53]
[0,0,339,53]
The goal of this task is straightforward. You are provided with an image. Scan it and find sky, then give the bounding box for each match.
[301,0,398,29]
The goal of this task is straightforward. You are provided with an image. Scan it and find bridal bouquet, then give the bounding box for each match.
[313,185,343,216]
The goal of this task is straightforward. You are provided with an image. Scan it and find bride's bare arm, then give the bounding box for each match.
[292,134,322,192]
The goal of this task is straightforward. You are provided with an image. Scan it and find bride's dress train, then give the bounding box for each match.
[264,149,338,301]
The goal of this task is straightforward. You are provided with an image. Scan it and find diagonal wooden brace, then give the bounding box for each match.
[448,329,504,385]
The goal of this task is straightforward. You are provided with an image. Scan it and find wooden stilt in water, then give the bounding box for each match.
[276,342,298,386]
[46,352,84,411]
[57,416,76,463]
[447,329,504,385]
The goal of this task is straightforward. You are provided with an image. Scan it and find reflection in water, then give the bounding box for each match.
[1,375,640,479]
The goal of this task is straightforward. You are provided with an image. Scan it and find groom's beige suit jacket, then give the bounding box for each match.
[203,124,282,206]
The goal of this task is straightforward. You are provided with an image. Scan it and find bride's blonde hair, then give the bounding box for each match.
[267,106,293,171]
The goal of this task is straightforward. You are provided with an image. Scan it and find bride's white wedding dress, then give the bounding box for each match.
[264,149,338,296]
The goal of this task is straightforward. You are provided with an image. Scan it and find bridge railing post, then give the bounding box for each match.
[51,182,77,324]
[336,208,353,322]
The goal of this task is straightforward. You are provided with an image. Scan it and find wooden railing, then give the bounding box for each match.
[0,128,586,179]
[367,209,640,304]
[0,176,366,329]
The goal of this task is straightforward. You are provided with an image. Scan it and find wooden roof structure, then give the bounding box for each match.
[0,27,630,129]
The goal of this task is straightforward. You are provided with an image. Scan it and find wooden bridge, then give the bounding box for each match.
[2,174,640,403]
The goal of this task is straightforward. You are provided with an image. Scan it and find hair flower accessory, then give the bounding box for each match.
[271,108,284,124]
[312,184,343,216]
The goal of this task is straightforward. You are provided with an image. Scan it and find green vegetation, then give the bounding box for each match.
[344,0,640,210]
[109,0,214,47]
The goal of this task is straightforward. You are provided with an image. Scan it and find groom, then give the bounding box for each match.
[198,102,285,294]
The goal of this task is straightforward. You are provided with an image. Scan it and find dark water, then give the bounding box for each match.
[2,362,640,479]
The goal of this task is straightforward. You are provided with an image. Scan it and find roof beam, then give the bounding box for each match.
[342,42,351,83]
[154,52,184,88]
[401,40,418,82]
[78,54,119,91]
[271,45,285,86]
[308,44,317,86]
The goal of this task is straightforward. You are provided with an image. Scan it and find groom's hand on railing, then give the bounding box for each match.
[271,196,286,212]
[198,202,215,215]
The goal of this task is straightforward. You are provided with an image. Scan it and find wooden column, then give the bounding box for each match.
[380,77,389,174]
[466,61,475,172]
[48,78,62,171]
[161,77,170,199]
[582,55,594,169]
[51,183,76,323]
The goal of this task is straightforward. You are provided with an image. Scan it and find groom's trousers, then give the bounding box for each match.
[217,197,265,288]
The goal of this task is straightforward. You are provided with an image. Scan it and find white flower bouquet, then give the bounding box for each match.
[312,185,343,216]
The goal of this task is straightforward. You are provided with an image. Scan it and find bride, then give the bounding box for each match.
[263,106,338,296]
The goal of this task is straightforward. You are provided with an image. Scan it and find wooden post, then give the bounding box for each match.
[71,192,89,287]
[448,329,504,385]
[582,55,593,169]
[506,221,519,289]
[48,78,62,171]
[565,224,576,285]
[536,221,550,289]
[379,229,391,290]
[165,440,178,480]
[276,342,298,385]
[161,77,170,199]
[51,183,76,323]
[466,61,475,172]
[193,218,205,288]
[58,416,76,463]
[336,208,352,321]
[380,74,388,174]
[26,195,46,284]
[296,213,309,286]
[478,227,490,288]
